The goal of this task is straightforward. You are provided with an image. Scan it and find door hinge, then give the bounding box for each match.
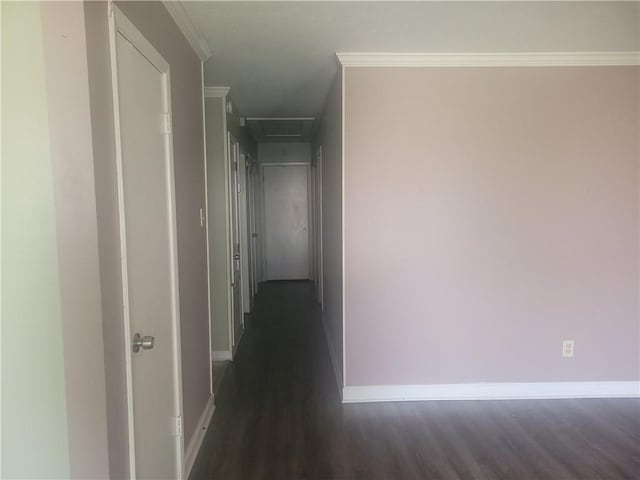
[174,416,183,437]
[164,112,172,134]
[200,208,205,227]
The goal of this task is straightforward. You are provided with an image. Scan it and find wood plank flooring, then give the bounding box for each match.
[190,281,640,480]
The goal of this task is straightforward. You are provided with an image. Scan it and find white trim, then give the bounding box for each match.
[204,86,230,98]
[340,65,346,389]
[337,52,640,67]
[183,395,216,478]
[232,326,244,359]
[166,62,186,480]
[161,1,211,61]
[107,6,137,477]
[342,382,640,403]
[109,6,185,478]
[211,350,233,362]
[183,395,215,478]
[201,62,214,397]
[114,8,169,72]
[315,145,324,309]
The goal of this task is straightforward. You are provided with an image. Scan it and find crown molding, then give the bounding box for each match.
[204,86,231,98]
[337,52,640,67]
[162,1,212,61]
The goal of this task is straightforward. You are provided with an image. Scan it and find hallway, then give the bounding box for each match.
[190,282,640,480]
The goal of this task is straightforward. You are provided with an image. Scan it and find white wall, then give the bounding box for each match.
[2,3,74,477]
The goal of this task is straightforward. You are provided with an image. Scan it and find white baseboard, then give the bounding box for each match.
[184,394,215,478]
[342,381,640,403]
[321,313,343,399]
[211,350,232,361]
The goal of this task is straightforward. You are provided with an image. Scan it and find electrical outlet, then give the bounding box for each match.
[562,340,575,358]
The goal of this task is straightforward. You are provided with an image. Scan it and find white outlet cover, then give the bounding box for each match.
[562,340,575,358]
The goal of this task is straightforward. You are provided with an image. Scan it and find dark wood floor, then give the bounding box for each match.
[190,281,640,480]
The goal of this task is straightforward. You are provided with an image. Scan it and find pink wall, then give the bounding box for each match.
[116,1,211,444]
[85,2,211,474]
[344,66,639,386]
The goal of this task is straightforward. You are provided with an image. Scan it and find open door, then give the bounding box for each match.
[110,6,184,479]
[247,156,260,306]
[238,152,251,314]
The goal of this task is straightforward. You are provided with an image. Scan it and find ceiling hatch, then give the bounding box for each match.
[246,117,316,143]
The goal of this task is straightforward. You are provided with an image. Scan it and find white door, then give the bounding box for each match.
[263,164,310,280]
[111,8,183,480]
[228,134,243,351]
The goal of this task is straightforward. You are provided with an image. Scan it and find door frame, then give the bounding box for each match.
[200,65,214,398]
[108,5,185,478]
[247,155,259,301]
[315,146,324,307]
[227,132,242,352]
[238,152,251,314]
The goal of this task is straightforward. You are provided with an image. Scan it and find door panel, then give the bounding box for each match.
[246,159,258,307]
[115,29,180,479]
[264,165,310,280]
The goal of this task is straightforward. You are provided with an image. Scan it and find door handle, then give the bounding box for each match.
[233,253,240,260]
[132,333,154,353]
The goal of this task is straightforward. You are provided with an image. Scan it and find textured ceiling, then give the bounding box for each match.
[184,1,639,118]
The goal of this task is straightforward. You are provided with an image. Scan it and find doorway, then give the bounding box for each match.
[313,146,324,306]
[110,7,184,478]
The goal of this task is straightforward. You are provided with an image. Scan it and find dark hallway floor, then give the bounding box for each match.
[190,281,640,480]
